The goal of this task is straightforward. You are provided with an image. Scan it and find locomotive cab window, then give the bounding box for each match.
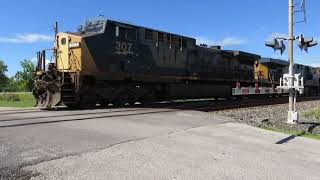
[61,38,66,45]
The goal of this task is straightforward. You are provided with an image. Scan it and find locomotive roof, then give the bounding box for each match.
[261,58,317,69]
[260,58,289,66]
[109,19,196,41]
[294,63,314,69]
[227,51,261,60]
[72,17,263,61]
[75,17,196,41]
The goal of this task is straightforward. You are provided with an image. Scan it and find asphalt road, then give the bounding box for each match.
[0,107,319,180]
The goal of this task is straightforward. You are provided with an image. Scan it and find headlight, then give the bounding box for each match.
[69,42,81,48]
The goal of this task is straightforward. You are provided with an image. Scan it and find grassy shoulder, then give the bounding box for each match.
[260,126,320,140]
[302,109,320,121]
[260,109,320,140]
[259,109,320,140]
[0,92,36,107]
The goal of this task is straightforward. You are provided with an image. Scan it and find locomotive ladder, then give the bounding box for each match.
[61,73,77,105]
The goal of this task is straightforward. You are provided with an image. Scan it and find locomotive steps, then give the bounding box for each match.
[60,73,77,106]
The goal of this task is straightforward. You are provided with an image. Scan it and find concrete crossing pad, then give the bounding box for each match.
[0,108,319,179]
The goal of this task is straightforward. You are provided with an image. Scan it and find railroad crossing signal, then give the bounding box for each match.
[297,34,318,52]
[265,38,286,55]
[265,0,317,124]
[265,34,317,54]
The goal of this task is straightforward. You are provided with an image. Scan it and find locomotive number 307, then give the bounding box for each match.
[115,41,133,53]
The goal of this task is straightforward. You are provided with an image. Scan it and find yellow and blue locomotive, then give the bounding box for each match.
[33,18,261,108]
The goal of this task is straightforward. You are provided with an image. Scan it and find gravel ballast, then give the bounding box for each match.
[213,99,320,135]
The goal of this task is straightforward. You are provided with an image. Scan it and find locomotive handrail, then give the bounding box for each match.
[70,50,81,71]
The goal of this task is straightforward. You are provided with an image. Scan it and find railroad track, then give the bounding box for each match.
[198,96,320,111]
[0,96,319,128]
[0,107,42,114]
[0,107,155,122]
[0,108,181,128]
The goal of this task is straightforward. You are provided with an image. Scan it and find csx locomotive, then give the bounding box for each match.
[33,18,319,108]
[255,58,320,96]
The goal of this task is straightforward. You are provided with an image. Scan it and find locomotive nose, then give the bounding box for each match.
[56,33,82,72]
[33,33,83,108]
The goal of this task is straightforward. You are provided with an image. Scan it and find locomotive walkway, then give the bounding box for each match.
[0,107,319,179]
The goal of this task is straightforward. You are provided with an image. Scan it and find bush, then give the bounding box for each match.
[0,94,20,101]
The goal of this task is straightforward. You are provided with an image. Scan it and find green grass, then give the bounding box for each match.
[302,109,320,120]
[261,126,320,140]
[0,92,36,108]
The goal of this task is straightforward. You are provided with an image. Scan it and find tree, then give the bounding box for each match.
[14,59,36,91]
[0,60,8,91]
[6,77,26,92]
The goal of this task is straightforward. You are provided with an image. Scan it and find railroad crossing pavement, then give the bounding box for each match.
[0,107,320,179]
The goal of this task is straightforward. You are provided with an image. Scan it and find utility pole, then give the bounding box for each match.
[287,0,295,124]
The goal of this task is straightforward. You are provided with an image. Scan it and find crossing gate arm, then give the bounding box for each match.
[232,87,288,96]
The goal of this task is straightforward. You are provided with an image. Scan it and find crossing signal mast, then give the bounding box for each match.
[265,0,317,124]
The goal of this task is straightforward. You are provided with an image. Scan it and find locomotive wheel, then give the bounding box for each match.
[79,95,97,109]
[99,99,111,107]
[64,95,96,109]
[64,104,79,109]
[111,99,124,107]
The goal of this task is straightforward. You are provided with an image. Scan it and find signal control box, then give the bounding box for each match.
[277,73,304,94]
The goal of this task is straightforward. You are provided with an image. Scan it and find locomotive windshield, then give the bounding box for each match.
[78,19,106,34]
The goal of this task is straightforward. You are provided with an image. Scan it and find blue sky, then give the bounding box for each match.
[0,0,319,76]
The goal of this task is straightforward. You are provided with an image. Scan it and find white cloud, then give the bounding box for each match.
[196,36,247,47]
[196,37,214,46]
[266,32,287,40]
[271,53,287,60]
[217,37,247,46]
[0,33,53,43]
[31,57,52,66]
[31,57,38,64]
[309,63,320,67]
